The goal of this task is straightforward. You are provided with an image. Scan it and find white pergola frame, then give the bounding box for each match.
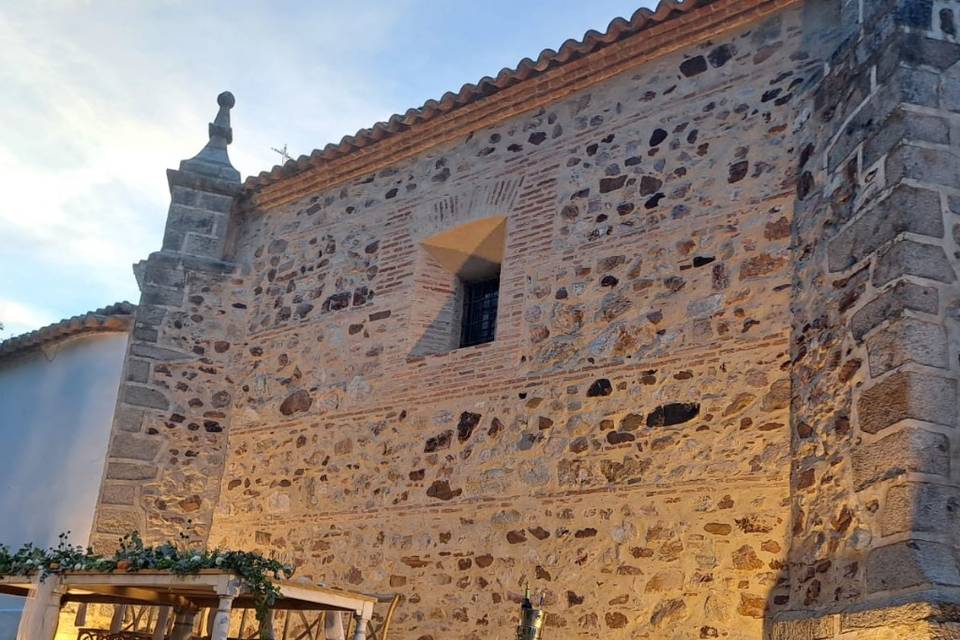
[0,571,377,640]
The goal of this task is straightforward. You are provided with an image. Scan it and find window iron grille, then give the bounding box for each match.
[460,276,500,347]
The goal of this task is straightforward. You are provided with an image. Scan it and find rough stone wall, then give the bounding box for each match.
[774,0,960,637]
[83,2,960,638]
[204,6,835,639]
[88,136,247,551]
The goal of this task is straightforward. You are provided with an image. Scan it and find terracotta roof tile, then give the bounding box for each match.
[243,0,713,194]
[0,301,136,360]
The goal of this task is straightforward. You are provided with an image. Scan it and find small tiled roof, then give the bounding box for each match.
[0,302,135,360]
[243,0,713,194]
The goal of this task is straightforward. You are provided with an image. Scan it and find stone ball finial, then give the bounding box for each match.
[181,89,239,175]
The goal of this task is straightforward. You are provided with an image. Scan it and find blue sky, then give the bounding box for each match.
[0,0,656,337]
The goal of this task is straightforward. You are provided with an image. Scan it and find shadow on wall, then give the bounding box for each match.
[409,219,505,358]
[763,0,897,636]
[408,251,464,358]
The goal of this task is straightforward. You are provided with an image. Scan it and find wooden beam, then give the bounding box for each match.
[0,584,31,597]
[63,595,165,607]
[181,597,357,612]
[72,585,197,610]
[2,571,380,623]
[278,584,375,614]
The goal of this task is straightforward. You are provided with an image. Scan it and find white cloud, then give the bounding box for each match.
[0,2,408,332]
[0,298,57,338]
[0,0,650,335]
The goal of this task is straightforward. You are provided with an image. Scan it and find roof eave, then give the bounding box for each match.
[241,0,798,211]
[0,302,136,361]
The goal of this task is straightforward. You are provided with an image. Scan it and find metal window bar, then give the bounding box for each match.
[460,277,500,347]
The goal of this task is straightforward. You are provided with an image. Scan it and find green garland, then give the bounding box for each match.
[0,532,293,629]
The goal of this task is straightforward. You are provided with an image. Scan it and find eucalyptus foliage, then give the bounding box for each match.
[0,532,293,625]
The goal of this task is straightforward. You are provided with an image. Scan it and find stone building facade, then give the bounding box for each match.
[86,0,960,637]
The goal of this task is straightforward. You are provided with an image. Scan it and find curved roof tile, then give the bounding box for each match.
[0,302,136,360]
[243,0,711,194]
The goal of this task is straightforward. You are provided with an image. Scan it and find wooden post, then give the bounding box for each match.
[280,610,290,640]
[73,603,88,628]
[209,595,234,640]
[16,576,62,640]
[205,607,216,639]
[38,584,63,640]
[169,608,198,640]
[238,609,248,639]
[109,605,128,633]
[350,613,366,640]
[323,612,344,640]
[258,609,275,640]
[152,607,172,640]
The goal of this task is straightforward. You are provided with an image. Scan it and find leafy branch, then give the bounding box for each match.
[0,532,293,628]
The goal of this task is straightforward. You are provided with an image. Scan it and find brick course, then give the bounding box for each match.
[86,1,960,638]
